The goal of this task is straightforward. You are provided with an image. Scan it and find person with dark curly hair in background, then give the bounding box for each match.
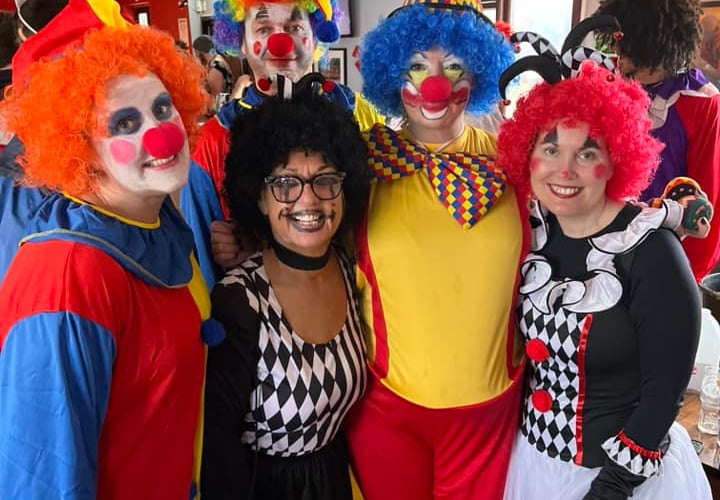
[595,0,720,283]
[202,87,369,500]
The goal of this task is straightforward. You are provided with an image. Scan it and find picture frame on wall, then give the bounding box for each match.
[314,48,347,86]
[338,0,352,37]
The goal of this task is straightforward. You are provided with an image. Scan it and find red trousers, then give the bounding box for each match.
[347,375,521,500]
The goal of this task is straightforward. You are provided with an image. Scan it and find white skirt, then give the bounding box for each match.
[503,422,711,500]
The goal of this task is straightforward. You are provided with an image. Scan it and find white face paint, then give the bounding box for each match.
[529,122,614,227]
[92,74,190,199]
[401,48,472,135]
[242,2,315,89]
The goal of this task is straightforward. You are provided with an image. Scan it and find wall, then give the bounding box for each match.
[0,1,197,43]
[333,0,396,92]
[118,0,191,42]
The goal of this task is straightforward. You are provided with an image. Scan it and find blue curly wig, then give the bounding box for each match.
[360,4,513,117]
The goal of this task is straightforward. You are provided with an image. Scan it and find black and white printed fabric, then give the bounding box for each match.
[503,200,711,500]
[219,249,367,457]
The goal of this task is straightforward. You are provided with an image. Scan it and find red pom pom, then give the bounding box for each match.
[531,390,553,413]
[495,21,512,42]
[257,78,271,92]
[266,33,294,57]
[526,339,549,362]
[613,31,624,40]
[322,80,335,93]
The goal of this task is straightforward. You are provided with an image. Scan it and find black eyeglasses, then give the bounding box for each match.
[263,172,347,203]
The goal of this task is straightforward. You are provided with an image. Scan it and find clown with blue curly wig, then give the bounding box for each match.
[345,1,526,498]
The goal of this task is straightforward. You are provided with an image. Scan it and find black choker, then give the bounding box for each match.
[271,239,332,271]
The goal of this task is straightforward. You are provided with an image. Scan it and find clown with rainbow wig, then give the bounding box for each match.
[0,1,216,498]
[180,0,383,283]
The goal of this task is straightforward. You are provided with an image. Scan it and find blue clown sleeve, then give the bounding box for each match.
[0,176,46,284]
[0,312,115,500]
[179,160,224,291]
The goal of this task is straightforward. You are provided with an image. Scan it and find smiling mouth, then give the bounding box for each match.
[143,155,177,170]
[420,105,449,120]
[285,211,334,232]
[549,184,582,198]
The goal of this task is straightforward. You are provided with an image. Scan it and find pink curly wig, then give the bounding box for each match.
[1,24,209,196]
[497,61,663,202]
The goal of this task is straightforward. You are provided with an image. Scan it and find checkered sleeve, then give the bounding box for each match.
[600,430,661,478]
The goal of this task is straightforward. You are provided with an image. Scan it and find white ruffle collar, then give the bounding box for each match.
[521,201,668,314]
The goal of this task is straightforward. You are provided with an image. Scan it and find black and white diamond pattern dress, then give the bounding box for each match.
[503,201,711,500]
[202,247,367,500]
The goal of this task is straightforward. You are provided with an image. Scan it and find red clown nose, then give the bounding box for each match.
[142,122,185,158]
[419,75,452,102]
[266,33,294,57]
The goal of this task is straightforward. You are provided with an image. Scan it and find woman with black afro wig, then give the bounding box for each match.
[222,93,370,244]
[201,91,370,500]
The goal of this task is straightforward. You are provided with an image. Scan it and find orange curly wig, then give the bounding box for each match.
[1,24,209,196]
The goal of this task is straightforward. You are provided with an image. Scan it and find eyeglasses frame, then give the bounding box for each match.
[263,171,347,203]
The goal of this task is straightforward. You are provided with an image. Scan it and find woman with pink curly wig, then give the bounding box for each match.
[0,2,216,499]
[497,21,711,500]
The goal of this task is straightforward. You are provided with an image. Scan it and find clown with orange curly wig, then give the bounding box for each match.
[0,2,218,499]
[497,23,712,500]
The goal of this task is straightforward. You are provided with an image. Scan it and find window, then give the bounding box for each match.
[502,0,582,113]
[482,1,497,22]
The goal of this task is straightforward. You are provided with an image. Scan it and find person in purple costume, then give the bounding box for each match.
[596,0,720,282]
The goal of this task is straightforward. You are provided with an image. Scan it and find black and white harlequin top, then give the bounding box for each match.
[517,201,700,490]
[201,247,366,494]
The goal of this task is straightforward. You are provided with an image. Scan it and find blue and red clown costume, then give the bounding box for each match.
[345,1,527,499]
[0,2,217,498]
